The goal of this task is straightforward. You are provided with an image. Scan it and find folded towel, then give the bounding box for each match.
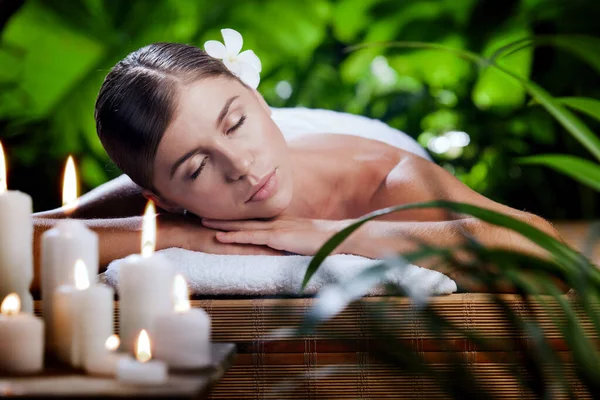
[104,249,457,296]
[104,108,454,297]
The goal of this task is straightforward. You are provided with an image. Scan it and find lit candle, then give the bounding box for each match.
[0,293,44,374]
[118,201,175,353]
[0,142,34,313]
[41,157,99,350]
[116,329,168,385]
[154,275,211,369]
[84,334,127,376]
[52,260,113,368]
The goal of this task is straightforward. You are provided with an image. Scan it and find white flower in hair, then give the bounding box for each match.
[204,28,262,89]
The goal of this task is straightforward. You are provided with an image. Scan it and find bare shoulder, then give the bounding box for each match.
[287,132,400,153]
[288,133,430,215]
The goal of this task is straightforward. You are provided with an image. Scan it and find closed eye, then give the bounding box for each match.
[190,156,209,181]
[227,115,246,134]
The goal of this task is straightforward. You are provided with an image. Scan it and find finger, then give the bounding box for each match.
[202,219,272,231]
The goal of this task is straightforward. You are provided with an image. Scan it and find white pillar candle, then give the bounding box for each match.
[118,201,175,353]
[52,260,113,368]
[117,329,167,385]
[0,293,44,374]
[154,275,211,369]
[0,142,34,313]
[41,157,99,350]
[84,334,128,376]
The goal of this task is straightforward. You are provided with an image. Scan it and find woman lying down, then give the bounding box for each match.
[33,40,565,293]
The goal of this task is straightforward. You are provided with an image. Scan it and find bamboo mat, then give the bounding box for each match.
[33,293,598,399]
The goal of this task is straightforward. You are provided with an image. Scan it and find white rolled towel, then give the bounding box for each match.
[104,249,456,297]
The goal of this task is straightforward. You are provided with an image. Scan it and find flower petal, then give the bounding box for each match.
[223,58,245,77]
[204,40,227,59]
[237,63,260,89]
[221,28,243,57]
[238,50,262,73]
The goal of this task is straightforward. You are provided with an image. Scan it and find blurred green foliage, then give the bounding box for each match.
[0,0,599,218]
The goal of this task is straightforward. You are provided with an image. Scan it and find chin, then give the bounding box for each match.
[249,188,292,219]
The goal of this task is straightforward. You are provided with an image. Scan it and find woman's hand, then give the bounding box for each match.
[201,216,355,256]
[158,213,283,256]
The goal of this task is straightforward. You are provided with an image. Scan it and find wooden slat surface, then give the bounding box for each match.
[32,293,598,399]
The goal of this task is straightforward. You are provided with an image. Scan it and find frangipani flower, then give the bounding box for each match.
[204,28,262,89]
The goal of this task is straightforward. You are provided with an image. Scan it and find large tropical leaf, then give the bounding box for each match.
[302,200,593,290]
[518,154,600,192]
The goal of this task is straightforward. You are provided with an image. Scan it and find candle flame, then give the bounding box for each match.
[105,334,120,351]
[62,156,79,212]
[1,293,20,316]
[174,274,191,313]
[0,141,7,194]
[135,329,152,363]
[141,200,156,257]
[74,259,90,290]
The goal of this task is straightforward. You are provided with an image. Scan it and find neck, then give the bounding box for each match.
[282,149,352,220]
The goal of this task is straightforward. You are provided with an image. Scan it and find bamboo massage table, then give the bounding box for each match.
[33,222,598,399]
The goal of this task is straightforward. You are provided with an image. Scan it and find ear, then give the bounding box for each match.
[251,88,272,116]
[141,189,185,214]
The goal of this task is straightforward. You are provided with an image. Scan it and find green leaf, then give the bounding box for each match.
[347,41,600,162]
[302,199,594,290]
[522,81,600,162]
[518,154,600,192]
[540,35,600,75]
[492,35,600,75]
[472,23,533,113]
[1,1,107,119]
[557,97,600,123]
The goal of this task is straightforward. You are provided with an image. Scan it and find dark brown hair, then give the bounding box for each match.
[94,42,238,192]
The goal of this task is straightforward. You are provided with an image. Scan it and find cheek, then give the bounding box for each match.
[179,184,242,218]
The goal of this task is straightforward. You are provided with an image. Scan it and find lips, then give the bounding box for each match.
[246,169,278,203]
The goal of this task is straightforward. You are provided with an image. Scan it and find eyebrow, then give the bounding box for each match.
[169,95,239,180]
[216,95,239,128]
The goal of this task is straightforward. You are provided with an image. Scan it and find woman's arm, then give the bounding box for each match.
[34,175,148,219]
[31,213,282,292]
[204,150,567,292]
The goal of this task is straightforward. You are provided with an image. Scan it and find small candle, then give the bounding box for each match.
[154,275,211,369]
[119,201,175,353]
[52,260,113,368]
[84,334,127,376]
[41,157,99,350]
[0,293,44,374]
[0,142,34,313]
[117,329,167,385]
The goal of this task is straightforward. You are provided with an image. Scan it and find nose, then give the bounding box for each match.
[220,145,254,182]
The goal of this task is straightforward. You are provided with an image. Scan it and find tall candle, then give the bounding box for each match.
[154,275,211,368]
[41,156,99,350]
[0,293,44,374]
[53,260,113,368]
[0,142,34,313]
[119,201,175,353]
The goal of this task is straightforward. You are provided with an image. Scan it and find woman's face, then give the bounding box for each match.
[151,76,293,220]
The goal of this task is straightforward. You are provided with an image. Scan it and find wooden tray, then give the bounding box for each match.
[0,343,235,399]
